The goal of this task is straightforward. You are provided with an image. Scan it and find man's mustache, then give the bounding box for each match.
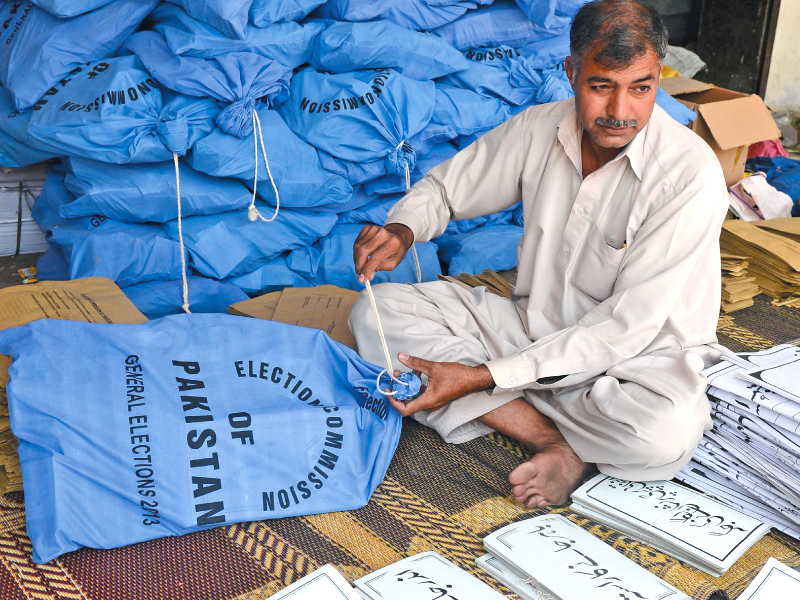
[596,117,638,128]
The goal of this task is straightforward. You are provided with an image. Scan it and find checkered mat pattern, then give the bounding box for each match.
[0,296,799,600]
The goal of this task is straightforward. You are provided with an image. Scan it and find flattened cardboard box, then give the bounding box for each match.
[660,76,781,186]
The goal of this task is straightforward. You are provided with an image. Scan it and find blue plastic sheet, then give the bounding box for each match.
[62,157,253,223]
[0,87,62,168]
[278,67,437,177]
[312,0,476,32]
[311,21,469,81]
[515,0,589,29]
[148,3,325,69]
[249,0,328,27]
[434,223,523,275]
[187,108,353,209]
[432,84,510,136]
[126,31,292,138]
[0,313,402,563]
[0,0,158,111]
[33,166,185,286]
[430,0,561,50]
[29,0,115,17]
[26,56,220,164]
[746,156,800,217]
[161,206,337,280]
[165,0,253,40]
[122,277,249,319]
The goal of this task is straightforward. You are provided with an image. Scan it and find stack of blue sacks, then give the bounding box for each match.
[0,0,696,319]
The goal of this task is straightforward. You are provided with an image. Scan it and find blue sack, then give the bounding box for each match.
[0,87,62,168]
[161,206,337,280]
[430,0,561,50]
[439,46,543,105]
[227,253,312,295]
[29,0,115,17]
[516,30,570,69]
[336,192,405,225]
[0,0,158,111]
[33,166,185,286]
[432,84,509,136]
[62,157,253,223]
[126,31,292,138]
[249,0,328,27]
[655,87,697,126]
[187,108,354,209]
[434,223,523,275]
[312,0,476,32]
[746,156,800,217]
[0,313,402,563]
[311,21,469,81]
[288,223,441,289]
[36,243,69,281]
[148,3,325,70]
[122,277,248,319]
[165,0,253,40]
[26,56,220,164]
[278,67,437,176]
[362,142,459,195]
[514,0,589,29]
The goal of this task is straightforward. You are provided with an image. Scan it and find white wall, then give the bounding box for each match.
[765,0,800,110]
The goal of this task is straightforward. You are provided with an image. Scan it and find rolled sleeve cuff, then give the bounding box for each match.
[385,209,427,243]
[485,353,531,394]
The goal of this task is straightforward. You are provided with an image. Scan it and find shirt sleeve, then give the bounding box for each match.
[485,173,729,393]
[384,111,531,242]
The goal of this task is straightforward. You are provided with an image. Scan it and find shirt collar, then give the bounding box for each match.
[557,102,648,181]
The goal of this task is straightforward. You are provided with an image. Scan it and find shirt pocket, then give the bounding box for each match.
[570,224,626,302]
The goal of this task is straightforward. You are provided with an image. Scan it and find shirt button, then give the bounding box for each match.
[563,245,570,253]
[508,377,516,386]
[576,207,584,215]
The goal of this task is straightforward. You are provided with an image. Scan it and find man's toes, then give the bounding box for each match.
[508,459,537,486]
[525,494,545,509]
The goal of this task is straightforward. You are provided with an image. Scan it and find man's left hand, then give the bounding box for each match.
[386,353,495,417]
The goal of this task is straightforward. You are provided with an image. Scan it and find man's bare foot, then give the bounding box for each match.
[508,441,590,508]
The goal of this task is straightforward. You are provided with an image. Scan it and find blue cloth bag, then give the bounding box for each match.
[29,0,115,17]
[0,87,62,168]
[434,223,524,275]
[26,56,220,164]
[746,156,800,217]
[430,0,561,50]
[62,157,253,223]
[336,192,405,226]
[33,166,185,286]
[122,277,249,319]
[0,0,158,111]
[278,67,437,177]
[227,253,312,295]
[126,31,292,139]
[311,21,469,81]
[362,142,459,195]
[312,0,476,32]
[514,0,589,29]
[249,0,328,27]
[165,0,253,40]
[35,243,69,282]
[147,3,325,70]
[0,313,402,563]
[161,206,337,280]
[187,108,353,209]
[432,84,510,136]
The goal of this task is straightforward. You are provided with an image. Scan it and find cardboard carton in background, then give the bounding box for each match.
[660,77,781,186]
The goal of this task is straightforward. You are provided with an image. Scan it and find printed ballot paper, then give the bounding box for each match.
[570,475,770,576]
[736,558,800,600]
[354,552,498,600]
[267,564,361,599]
[482,515,690,600]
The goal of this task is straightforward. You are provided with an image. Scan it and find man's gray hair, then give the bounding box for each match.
[570,0,668,72]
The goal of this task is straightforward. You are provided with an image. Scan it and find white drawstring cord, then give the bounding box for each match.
[248,110,280,223]
[173,153,191,314]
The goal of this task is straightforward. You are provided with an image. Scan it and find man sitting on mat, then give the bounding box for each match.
[349,0,728,508]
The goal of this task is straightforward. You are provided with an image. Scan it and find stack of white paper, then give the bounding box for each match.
[736,558,800,600]
[479,514,690,600]
[675,344,800,541]
[354,552,499,600]
[0,165,47,257]
[570,475,771,576]
[266,564,362,600]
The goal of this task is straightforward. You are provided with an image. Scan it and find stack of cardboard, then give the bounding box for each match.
[0,278,145,494]
[720,253,760,312]
[438,269,515,299]
[720,219,800,302]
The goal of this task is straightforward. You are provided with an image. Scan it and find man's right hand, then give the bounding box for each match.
[353,223,414,283]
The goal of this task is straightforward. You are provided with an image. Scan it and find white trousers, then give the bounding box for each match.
[349,281,712,481]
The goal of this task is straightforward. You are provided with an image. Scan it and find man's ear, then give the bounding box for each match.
[565,55,575,90]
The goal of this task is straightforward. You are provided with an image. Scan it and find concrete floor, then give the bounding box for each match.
[0,252,41,289]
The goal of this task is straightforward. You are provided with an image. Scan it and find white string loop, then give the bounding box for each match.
[173,153,191,314]
[395,139,422,284]
[248,110,280,223]
[365,279,407,396]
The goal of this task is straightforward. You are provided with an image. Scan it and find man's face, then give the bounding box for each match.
[566,49,660,150]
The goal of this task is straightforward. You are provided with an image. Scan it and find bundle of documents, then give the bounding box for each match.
[676,344,800,540]
[736,558,800,600]
[478,514,690,600]
[266,564,361,600]
[720,253,760,312]
[569,475,770,576]
[720,219,800,302]
[438,269,514,299]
